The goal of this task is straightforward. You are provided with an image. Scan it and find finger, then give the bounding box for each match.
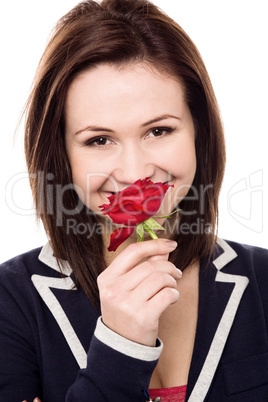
[133,270,179,302]
[106,239,177,276]
[148,253,169,261]
[122,259,181,291]
[148,286,180,318]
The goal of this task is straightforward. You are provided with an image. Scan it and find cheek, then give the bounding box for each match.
[177,143,196,180]
[161,140,196,181]
[67,158,87,203]
[164,142,196,204]
[67,154,99,205]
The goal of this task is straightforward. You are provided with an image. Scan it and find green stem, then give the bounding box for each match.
[143,223,159,240]
[154,208,181,219]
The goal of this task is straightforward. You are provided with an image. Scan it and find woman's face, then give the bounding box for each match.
[65,63,196,222]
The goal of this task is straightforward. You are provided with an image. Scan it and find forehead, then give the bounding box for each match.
[67,62,184,99]
[64,63,187,128]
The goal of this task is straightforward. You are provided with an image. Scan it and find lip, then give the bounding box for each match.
[103,191,116,198]
[102,180,172,197]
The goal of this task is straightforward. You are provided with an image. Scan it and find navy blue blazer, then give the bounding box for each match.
[0,238,267,401]
[185,238,268,401]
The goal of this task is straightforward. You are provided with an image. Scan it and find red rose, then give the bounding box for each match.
[99,178,171,225]
[99,178,173,251]
[107,226,136,252]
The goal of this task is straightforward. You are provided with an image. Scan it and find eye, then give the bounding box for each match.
[84,136,112,147]
[146,127,175,138]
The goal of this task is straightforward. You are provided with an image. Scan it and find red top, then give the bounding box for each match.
[149,385,187,402]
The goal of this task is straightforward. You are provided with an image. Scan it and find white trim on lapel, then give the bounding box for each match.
[213,238,238,270]
[188,238,249,402]
[32,274,87,368]
[38,242,72,276]
[34,243,87,368]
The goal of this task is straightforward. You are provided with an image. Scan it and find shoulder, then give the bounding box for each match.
[221,239,268,308]
[211,238,268,280]
[223,239,268,273]
[0,247,43,278]
[0,245,59,293]
[0,248,46,330]
[0,248,43,308]
[225,239,268,259]
[0,245,74,329]
[213,238,268,296]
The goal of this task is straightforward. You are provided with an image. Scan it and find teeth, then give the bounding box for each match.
[104,191,116,197]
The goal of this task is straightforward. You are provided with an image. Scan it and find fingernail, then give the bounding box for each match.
[176,268,182,277]
[166,240,177,248]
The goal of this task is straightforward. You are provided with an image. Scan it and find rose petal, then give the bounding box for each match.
[108,226,135,252]
[98,178,174,250]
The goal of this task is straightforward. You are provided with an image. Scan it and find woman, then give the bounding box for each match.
[1,0,267,401]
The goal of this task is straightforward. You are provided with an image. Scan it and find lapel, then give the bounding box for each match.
[187,238,249,401]
[33,242,88,369]
[36,239,250,396]
[38,242,72,275]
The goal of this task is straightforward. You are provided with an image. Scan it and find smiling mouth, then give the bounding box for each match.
[103,181,171,196]
[103,191,116,198]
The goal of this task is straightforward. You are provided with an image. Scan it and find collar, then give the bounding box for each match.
[38,237,237,274]
[38,242,72,276]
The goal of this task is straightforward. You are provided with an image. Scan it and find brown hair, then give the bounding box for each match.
[24,0,225,306]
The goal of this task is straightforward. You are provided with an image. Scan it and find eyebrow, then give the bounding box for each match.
[141,114,181,127]
[74,114,181,136]
[75,126,113,135]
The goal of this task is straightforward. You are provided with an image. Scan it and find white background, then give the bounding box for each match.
[1,0,267,263]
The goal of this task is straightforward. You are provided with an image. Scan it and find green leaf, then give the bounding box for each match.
[135,223,144,242]
[144,217,165,231]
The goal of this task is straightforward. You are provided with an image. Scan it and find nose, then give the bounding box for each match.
[112,143,155,185]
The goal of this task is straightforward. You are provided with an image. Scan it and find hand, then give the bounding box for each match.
[97,239,181,347]
[22,398,41,402]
